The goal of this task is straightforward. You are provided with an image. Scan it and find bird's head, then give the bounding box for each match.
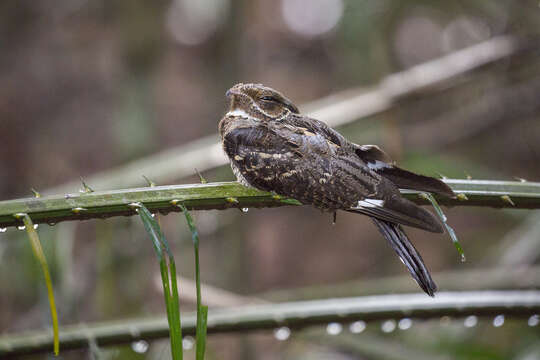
[225,83,299,121]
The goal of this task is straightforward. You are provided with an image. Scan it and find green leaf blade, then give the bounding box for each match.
[17,214,60,355]
[178,204,207,359]
[421,193,466,262]
[136,204,183,360]
[196,306,208,360]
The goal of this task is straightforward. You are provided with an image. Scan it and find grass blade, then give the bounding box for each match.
[420,193,466,262]
[178,204,207,360]
[135,204,182,360]
[167,259,182,357]
[14,213,59,355]
[196,306,208,359]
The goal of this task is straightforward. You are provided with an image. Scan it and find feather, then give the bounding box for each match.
[371,218,437,296]
[354,144,455,198]
[349,191,444,233]
[354,144,393,163]
[374,166,456,198]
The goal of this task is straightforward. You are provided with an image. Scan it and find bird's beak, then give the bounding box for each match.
[226,89,241,99]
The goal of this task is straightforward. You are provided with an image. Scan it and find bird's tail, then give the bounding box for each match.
[371,218,437,296]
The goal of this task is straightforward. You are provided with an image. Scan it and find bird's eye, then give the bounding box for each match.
[260,95,278,102]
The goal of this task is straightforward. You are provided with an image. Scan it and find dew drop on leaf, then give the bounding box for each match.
[527,314,539,327]
[326,322,343,335]
[464,315,478,328]
[349,320,366,333]
[398,318,412,330]
[273,326,291,341]
[131,340,149,353]
[493,314,505,327]
[381,320,396,333]
[182,336,194,350]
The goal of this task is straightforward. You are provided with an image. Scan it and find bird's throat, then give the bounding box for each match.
[226,108,250,119]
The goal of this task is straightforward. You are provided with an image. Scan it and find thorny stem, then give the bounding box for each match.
[0,290,539,357]
[0,179,539,228]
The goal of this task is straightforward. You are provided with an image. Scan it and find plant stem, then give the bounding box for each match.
[1,290,538,357]
[1,179,539,229]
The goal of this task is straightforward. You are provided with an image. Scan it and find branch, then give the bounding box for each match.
[1,179,540,228]
[44,35,527,195]
[1,290,538,357]
[263,265,540,301]
[2,180,540,228]
[405,75,540,150]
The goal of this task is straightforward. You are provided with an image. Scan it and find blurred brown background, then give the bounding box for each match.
[1,0,540,359]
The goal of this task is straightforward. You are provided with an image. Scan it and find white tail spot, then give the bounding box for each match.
[357,199,384,208]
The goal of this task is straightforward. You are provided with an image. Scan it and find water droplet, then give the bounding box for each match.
[326,322,342,335]
[0,228,6,233]
[528,314,539,327]
[182,336,194,350]
[349,320,366,334]
[131,340,149,353]
[381,320,396,333]
[33,224,38,229]
[128,202,142,210]
[151,213,155,218]
[398,318,412,330]
[493,314,505,327]
[273,326,291,341]
[17,225,25,231]
[464,315,478,328]
[241,208,249,213]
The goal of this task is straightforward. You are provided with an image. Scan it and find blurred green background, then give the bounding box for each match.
[1,0,540,359]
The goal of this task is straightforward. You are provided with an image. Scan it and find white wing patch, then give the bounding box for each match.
[366,160,391,170]
[355,199,385,208]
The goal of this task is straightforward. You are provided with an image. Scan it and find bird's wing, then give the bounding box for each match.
[348,193,444,233]
[223,124,442,234]
[287,115,347,148]
[277,117,446,231]
[222,124,381,209]
[333,144,446,232]
[353,144,455,198]
[276,115,453,197]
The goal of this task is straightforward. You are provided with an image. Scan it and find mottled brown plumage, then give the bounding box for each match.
[219,83,455,296]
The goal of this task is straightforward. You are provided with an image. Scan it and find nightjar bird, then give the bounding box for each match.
[218,83,455,296]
